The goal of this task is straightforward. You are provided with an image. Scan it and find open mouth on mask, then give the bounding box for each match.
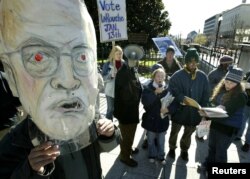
[55,98,84,113]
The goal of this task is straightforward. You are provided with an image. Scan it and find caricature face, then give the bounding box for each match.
[0,0,98,140]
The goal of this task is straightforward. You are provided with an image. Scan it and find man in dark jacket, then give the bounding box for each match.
[167,48,210,161]
[114,46,143,167]
[158,45,182,77]
[208,55,233,93]
[0,1,120,178]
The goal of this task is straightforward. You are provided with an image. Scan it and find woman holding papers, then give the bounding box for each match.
[200,66,247,169]
[141,68,175,165]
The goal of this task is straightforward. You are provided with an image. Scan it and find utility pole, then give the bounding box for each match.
[214,15,223,52]
[208,14,223,72]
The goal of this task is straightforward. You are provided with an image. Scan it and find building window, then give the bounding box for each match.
[245,29,250,35]
[243,36,249,42]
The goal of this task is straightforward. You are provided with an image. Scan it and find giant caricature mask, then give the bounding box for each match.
[0,0,98,148]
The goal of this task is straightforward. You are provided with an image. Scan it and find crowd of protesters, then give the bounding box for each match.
[0,22,249,179]
[1,1,249,179]
[107,44,249,169]
[113,45,249,168]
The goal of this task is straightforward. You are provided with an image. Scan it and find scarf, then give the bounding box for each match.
[184,65,198,80]
[115,60,122,70]
[153,81,166,88]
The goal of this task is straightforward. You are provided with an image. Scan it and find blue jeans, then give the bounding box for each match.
[105,96,114,120]
[237,106,250,141]
[147,131,166,160]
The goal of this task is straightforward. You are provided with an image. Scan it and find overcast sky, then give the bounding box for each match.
[163,0,246,38]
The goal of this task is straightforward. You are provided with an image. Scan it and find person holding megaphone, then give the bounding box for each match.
[114,44,144,167]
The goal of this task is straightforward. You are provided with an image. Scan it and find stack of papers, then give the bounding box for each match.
[184,96,228,118]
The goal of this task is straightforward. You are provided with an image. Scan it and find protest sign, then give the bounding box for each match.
[97,0,127,42]
[152,36,183,57]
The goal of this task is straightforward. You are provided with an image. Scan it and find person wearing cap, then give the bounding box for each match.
[166,48,210,161]
[141,68,174,165]
[0,1,120,178]
[199,65,247,169]
[114,50,143,167]
[208,55,233,93]
[141,63,166,149]
[158,45,182,77]
[151,63,164,74]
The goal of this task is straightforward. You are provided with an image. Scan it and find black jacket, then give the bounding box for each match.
[141,81,174,132]
[114,64,142,124]
[0,72,21,130]
[0,118,119,179]
[158,58,182,77]
[169,69,210,126]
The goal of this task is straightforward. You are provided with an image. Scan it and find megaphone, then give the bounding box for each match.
[123,44,145,61]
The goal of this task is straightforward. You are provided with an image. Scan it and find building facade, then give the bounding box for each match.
[203,2,250,48]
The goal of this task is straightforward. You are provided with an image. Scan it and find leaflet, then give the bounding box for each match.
[184,96,228,118]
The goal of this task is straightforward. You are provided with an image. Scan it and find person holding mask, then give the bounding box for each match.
[167,48,209,161]
[0,0,120,178]
[102,45,125,120]
[158,45,182,77]
[114,46,143,167]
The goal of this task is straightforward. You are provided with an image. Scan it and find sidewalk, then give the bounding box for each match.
[99,93,250,179]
